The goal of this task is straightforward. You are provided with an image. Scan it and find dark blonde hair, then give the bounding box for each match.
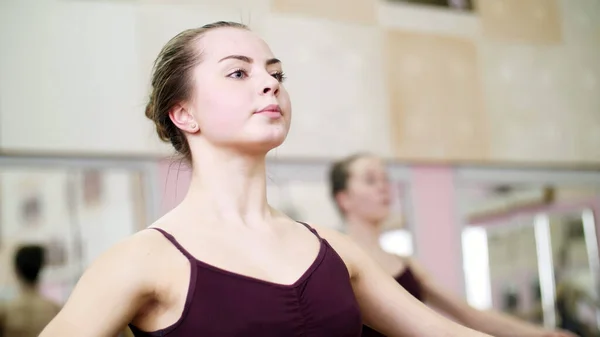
[328,153,371,214]
[145,21,249,162]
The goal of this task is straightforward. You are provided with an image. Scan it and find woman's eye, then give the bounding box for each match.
[272,71,287,83]
[228,69,247,79]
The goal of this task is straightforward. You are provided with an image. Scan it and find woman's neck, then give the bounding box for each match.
[183,147,272,227]
[345,216,384,251]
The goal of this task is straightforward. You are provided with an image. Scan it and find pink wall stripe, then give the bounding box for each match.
[410,166,464,296]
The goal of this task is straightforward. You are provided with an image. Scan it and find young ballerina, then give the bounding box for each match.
[39,22,492,337]
[329,153,577,337]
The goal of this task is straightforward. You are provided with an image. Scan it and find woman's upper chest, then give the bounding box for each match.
[134,224,362,336]
[164,220,325,285]
[175,243,362,336]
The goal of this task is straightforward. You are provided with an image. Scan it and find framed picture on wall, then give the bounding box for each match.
[21,195,42,227]
[82,169,103,207]
[18,178,44,228]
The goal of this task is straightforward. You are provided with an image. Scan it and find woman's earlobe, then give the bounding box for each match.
[187,121,201,134]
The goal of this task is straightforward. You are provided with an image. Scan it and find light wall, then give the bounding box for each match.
[1,0,598,165]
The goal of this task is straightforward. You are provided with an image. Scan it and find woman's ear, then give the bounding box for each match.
[335,191,351,215]
[169,103,199,133]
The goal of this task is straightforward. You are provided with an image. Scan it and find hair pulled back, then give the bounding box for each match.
[145,21,249,161]
[328,153,370,214]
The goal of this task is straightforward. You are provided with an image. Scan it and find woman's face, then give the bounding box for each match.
[185,27,292,154]
[340,156,392,224]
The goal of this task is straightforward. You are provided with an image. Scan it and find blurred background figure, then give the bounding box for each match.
[0,245,60,337]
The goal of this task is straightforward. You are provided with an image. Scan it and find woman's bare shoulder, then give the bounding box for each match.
[85,228,178,284]
[112,228,166,258]
[304,224,368,279]
[38,228,180,336]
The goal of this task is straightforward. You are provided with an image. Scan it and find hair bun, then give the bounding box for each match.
[145,97,170,143]
[144,100,155,120]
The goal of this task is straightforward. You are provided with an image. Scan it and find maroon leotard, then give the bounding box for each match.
[361,267,424,337]
[129,222,362,337]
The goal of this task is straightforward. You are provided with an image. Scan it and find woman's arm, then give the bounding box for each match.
[407,259,576,337]
[39,234,158,337]
[318,226,491,337]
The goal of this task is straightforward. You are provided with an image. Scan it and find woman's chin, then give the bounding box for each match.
[237,136,287,156]
[371,212,391,225]
[250,131,287,149]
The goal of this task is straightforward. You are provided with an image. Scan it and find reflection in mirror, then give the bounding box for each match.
[461,183,600,336]
[0,166,149,305]
[462,226,492,309]
[533,213,557,328]
[550,210,600,336]
[476,216,540,317]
